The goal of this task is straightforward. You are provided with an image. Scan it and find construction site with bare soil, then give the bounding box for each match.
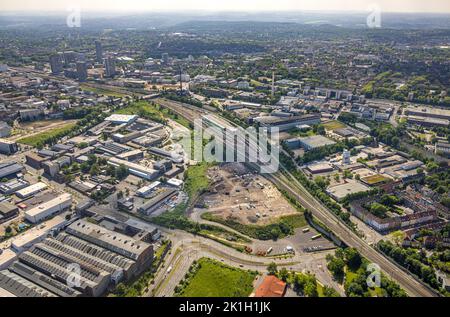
[200,163,299,226]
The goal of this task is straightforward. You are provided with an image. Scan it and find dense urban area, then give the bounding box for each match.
[0,10,449,298]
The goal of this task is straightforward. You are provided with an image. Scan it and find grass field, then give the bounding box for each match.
[177,258,257,297]
[116,101,191,128]
[80,84,127,98]
[17,123,78,147]
[184,162,211,202]
[322,120,347,131]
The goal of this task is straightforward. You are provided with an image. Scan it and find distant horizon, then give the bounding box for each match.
[1,0,450,14]
[1,9,450,16]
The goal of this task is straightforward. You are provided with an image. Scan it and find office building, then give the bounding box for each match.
[49,53,63,74]
[95,40,103,63]
[76,61,88,82]
[343,149,351,165]
[104,56,116,78]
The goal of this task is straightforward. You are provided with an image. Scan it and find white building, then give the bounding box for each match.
[11,216,67,252]
[15,182,48,199]
[105,114,138,125]
[24,193,72,224]
[136,181,161,198]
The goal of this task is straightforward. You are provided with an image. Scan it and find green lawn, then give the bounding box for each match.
[177,258,257,297]
[184,162,211,202]
[116,101,191,128]
[17,123,78,147]
[322,120,347,131]
[80,85,127,98]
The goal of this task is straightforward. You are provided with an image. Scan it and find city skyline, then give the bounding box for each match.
[1,0,450,13]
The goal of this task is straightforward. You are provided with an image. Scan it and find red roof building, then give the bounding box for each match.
[254,276,287,297]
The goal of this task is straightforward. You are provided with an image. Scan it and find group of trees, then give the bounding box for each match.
[364,194,403,218]
[202,213,300,241]
[425,169,449,197]
[327,248,407,297]
[378,240,440,290]
[326,248,362,283]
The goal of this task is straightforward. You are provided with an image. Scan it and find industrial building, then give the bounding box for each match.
[136,181,161,198]
[148,147,184,163]
[407,116,449,128]
[24,193,72,224]
[17,242,111,297]
[95,141,130,156]
[0,270,57,297]
[1,217,155,297]
[0,179,29,195]
[108,157,159,180]
[0,161,24,179]
[138,188,177,215]
[326,182,371,201]
[11,216,68,252]
[25,152,48,169]
[15,182,48,199]
[117,149,144,162]
[105,114,138,125]
[286,135,336,151]
[66,220,153,274]
[306,162,335,175]
[255,114,321,131]
[0,201,19,224]
[0,139,18,155]
[404,106,450,120]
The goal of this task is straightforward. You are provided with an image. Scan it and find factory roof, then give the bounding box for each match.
[67,220,152,261]
[11,216,67,251]
[299,135,336,149]
[25,193,72,218]
[15,182,48,198]
[327,182,371,201]
[105,114,138,124]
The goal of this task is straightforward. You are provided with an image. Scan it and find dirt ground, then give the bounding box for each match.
[202,163,298,225]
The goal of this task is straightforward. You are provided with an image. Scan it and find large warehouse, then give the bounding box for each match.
[24,193,72,224]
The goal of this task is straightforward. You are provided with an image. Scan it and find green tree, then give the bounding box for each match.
[344,248,362,270]
[267,262,278,275]
[279,268,289,282]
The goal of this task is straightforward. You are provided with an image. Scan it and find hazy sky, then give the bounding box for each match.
[1,0,450,13]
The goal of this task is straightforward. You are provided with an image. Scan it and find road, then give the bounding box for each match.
[148,230,342,297]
